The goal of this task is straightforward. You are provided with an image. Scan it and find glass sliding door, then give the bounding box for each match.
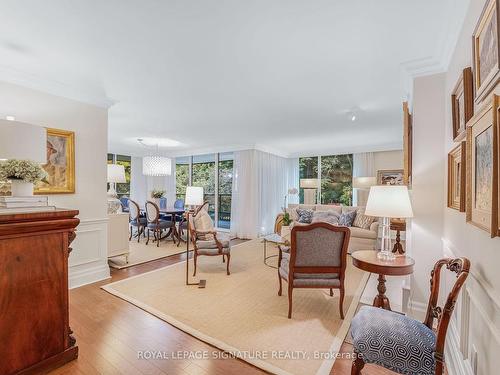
[192,154,216,220]
[115,155,131,198]
[320,154,353,205]
[175,156,190,200]
[299,157,318,204]
[218,152,233,229]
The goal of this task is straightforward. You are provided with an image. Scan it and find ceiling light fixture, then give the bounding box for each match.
[351,114,357,122]
[138,138,172,176]
[5,115,15,121]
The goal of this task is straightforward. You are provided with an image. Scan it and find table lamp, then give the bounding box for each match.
[300,178,319,204]
[184,186,206,288]
[107,164,126,214]
[365,185,413,260]
[0,120,46,163]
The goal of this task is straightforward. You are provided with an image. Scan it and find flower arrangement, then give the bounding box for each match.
[151,189,166,198]
[0,159,47,183]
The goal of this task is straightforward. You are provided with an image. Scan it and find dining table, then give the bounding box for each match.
[139,207,186,243]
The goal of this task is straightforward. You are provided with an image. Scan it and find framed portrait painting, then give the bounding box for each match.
[466,95,499,236]
[448,142,466,212]
[377,169,404,186]
[472,0,500,104]
[35,128,75,194]
[451,67,474,141]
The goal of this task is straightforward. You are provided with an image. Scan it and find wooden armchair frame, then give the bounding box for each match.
[188,202,230,276]
[128,199,145,242]
[351,257,470,375]
[278,222,350,319]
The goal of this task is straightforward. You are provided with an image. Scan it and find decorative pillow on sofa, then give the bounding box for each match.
[353,211,376,230]
[339,210,357,227]
[296,208,314,223]
[311,210,340,225]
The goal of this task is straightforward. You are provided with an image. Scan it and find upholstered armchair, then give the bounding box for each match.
[145,200,177,247]
[188,202,231,276]
[278,222,350,319]
[128,199,146,242]
[350,257,470,375]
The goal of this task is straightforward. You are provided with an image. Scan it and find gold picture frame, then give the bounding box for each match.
[403,102,412,186]
[472,0,500,104]
[466,95,499,236]
[451,67,474,141]
[35,128,75,194]
[448,141,466,212]
[377,169,404,186]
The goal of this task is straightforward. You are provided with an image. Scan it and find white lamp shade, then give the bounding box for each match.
[107,164,126,183]
[352,176,377,189]
[365,185,414,218]
[185,186,204,206]
[300,178,319,189]
[142,156,172,176]
[0,120,46,163]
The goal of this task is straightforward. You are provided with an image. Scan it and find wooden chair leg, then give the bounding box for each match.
[351,354,365,375]
[146,229,150,245]
[278,274,283,296]
[330,288,333,296]
[129,226,132,241]
[226,253,230,275]
[193,252,197,277]
[137,226,142,243]
[222,254,225,263]
[287,284,293,319]
[339,286,345,319]
[156,229,160,247]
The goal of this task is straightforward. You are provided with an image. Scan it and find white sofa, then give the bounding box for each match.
[278,204,379,253]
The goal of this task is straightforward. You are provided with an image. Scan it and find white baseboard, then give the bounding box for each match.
[69,262,110,289]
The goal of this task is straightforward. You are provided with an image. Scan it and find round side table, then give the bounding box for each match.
[351,250,414,310]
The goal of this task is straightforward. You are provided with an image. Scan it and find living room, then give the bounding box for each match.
[0,1,499,375]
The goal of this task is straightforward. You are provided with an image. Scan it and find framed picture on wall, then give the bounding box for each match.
[35,128,75,194]
[466,95,499,236]
[403,102,412,186]
[377,169,404,186]
[447,141,466,212]
[451,67,474,141]
[472,0,500,104]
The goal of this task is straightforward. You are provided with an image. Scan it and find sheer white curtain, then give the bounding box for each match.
[130,157,176,206]
[286,158,300,204]
[352,152,375,206]
[230,150,290,239]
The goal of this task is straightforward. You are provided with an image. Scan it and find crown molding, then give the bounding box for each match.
[0,64,115,109]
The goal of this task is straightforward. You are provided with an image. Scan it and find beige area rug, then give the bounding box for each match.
[108,239,185,269]
[102,239,369,375]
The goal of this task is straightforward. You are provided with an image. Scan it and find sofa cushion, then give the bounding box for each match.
[353,211,376,229]
[296,208,314,223]
[311,210,340,225]
[339,210,357,226]
[316,204,342,215]
[349,226,377,239]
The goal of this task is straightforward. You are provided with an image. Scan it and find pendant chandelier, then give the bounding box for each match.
[139,139,172,176]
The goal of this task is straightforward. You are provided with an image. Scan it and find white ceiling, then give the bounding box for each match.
[0,0,463,157]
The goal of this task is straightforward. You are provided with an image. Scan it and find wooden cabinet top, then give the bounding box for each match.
[0,208,80,236]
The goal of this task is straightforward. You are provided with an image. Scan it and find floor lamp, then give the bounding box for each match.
[185,186,206,288]
[365,185,413,261]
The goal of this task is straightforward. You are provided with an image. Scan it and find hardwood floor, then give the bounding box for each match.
[52,240,393,375]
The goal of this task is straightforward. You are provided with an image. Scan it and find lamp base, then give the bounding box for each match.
[377,250,396,261]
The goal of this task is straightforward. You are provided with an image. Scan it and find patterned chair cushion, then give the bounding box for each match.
[279,254,340,287]
[147,220,174,230]
[197,247,230,255]
[130,217,147,226]
[197,233,230,250]
[351,306,436,375]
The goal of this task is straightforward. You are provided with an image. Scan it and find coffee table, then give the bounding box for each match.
[261,233,289,269]
[351,250,414,310]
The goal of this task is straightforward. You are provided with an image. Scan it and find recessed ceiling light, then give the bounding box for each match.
[5,115,15,121]
[351,114,356,122]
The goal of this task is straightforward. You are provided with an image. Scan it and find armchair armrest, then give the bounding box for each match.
[274,213,284,234]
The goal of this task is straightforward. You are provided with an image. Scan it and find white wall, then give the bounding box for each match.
[410,1,500,373]
[0,81,110,288]
[373,150,403,172]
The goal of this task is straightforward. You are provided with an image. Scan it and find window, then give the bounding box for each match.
[192,154,216,221]
[320,154,353,205]
[175,156,190,200]
[299,157,318,204]
[218,153,233,229]
[298,154,353,205]
[107,153,131,199]
[175,153,234,229]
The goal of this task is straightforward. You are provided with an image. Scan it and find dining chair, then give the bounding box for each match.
[145,200,177,247]
[128,199,146,242]
[119,196,130,212]
[277,222,350,319]
[350,257,470,375]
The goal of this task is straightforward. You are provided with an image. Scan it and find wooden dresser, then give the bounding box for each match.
[0,209,80,375]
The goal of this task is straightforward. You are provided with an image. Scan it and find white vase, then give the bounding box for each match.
[11,180,34,197]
